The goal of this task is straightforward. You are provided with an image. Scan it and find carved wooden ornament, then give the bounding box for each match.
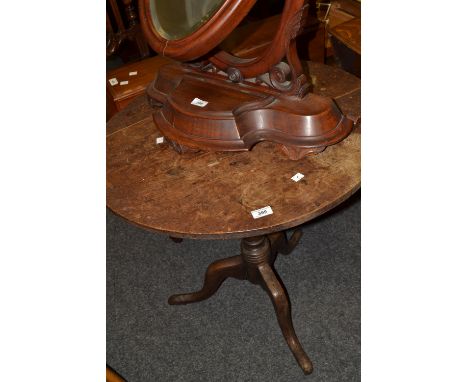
[139,0,354,160]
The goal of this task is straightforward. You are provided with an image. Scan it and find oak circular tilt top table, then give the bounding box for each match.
[107,62,360,375]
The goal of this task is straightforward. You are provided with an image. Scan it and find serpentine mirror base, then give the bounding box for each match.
[147,62,353,160]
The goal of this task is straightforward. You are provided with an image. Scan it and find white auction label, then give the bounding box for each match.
[291,173,305,182]
[251,206,273,219]
[108,78,118,86]
[129,71,138,76]
[156,137,164,144]
[119,80,129,85]
[191,98,208,107]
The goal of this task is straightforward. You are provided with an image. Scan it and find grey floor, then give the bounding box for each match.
[107,191,360,382]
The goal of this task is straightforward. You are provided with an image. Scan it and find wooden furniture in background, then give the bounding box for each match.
[107,0,150,60]
[107,62,361,375]
[327,0,360,29]
[323,0,361,76]
[106,55,173,120]
[329,17,361,77]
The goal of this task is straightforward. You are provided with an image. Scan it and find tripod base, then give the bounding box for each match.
[168,230,313,375]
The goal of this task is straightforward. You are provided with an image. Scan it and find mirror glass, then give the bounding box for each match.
[150,0,226,40]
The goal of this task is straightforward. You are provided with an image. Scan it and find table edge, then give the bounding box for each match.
[107,182,360,240]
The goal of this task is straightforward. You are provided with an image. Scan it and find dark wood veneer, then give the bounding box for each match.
[147,61,353,159]
[139,0,354,159]
[138,0,257,61]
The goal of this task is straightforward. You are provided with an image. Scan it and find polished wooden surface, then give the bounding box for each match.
[147,61,353,160]
[139,0,257,61]
[140,0,352,157]
[107,62,360,239]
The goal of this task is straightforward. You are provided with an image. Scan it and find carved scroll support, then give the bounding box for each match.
[206,2,310,98]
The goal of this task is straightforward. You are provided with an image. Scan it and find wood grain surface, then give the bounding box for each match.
[106,63,360,239]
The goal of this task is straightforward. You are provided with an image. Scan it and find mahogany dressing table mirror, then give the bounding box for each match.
[139,0,354,159]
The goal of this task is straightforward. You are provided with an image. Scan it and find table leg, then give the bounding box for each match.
[241,235,313,375]
[168,255,246,305]
[257,262,313,374]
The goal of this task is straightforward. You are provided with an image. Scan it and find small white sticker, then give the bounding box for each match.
[156,137,164,144]
[120,80,129,85]
[291,173,305,182]
[251,206,273,219]
[191,98,208,107]
[108,78,118,86]
[129,71,138,76]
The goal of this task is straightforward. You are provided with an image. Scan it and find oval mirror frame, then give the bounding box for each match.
[139,0,257,61]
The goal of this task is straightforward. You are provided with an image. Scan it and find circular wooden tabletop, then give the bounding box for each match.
[107,63,361,239]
